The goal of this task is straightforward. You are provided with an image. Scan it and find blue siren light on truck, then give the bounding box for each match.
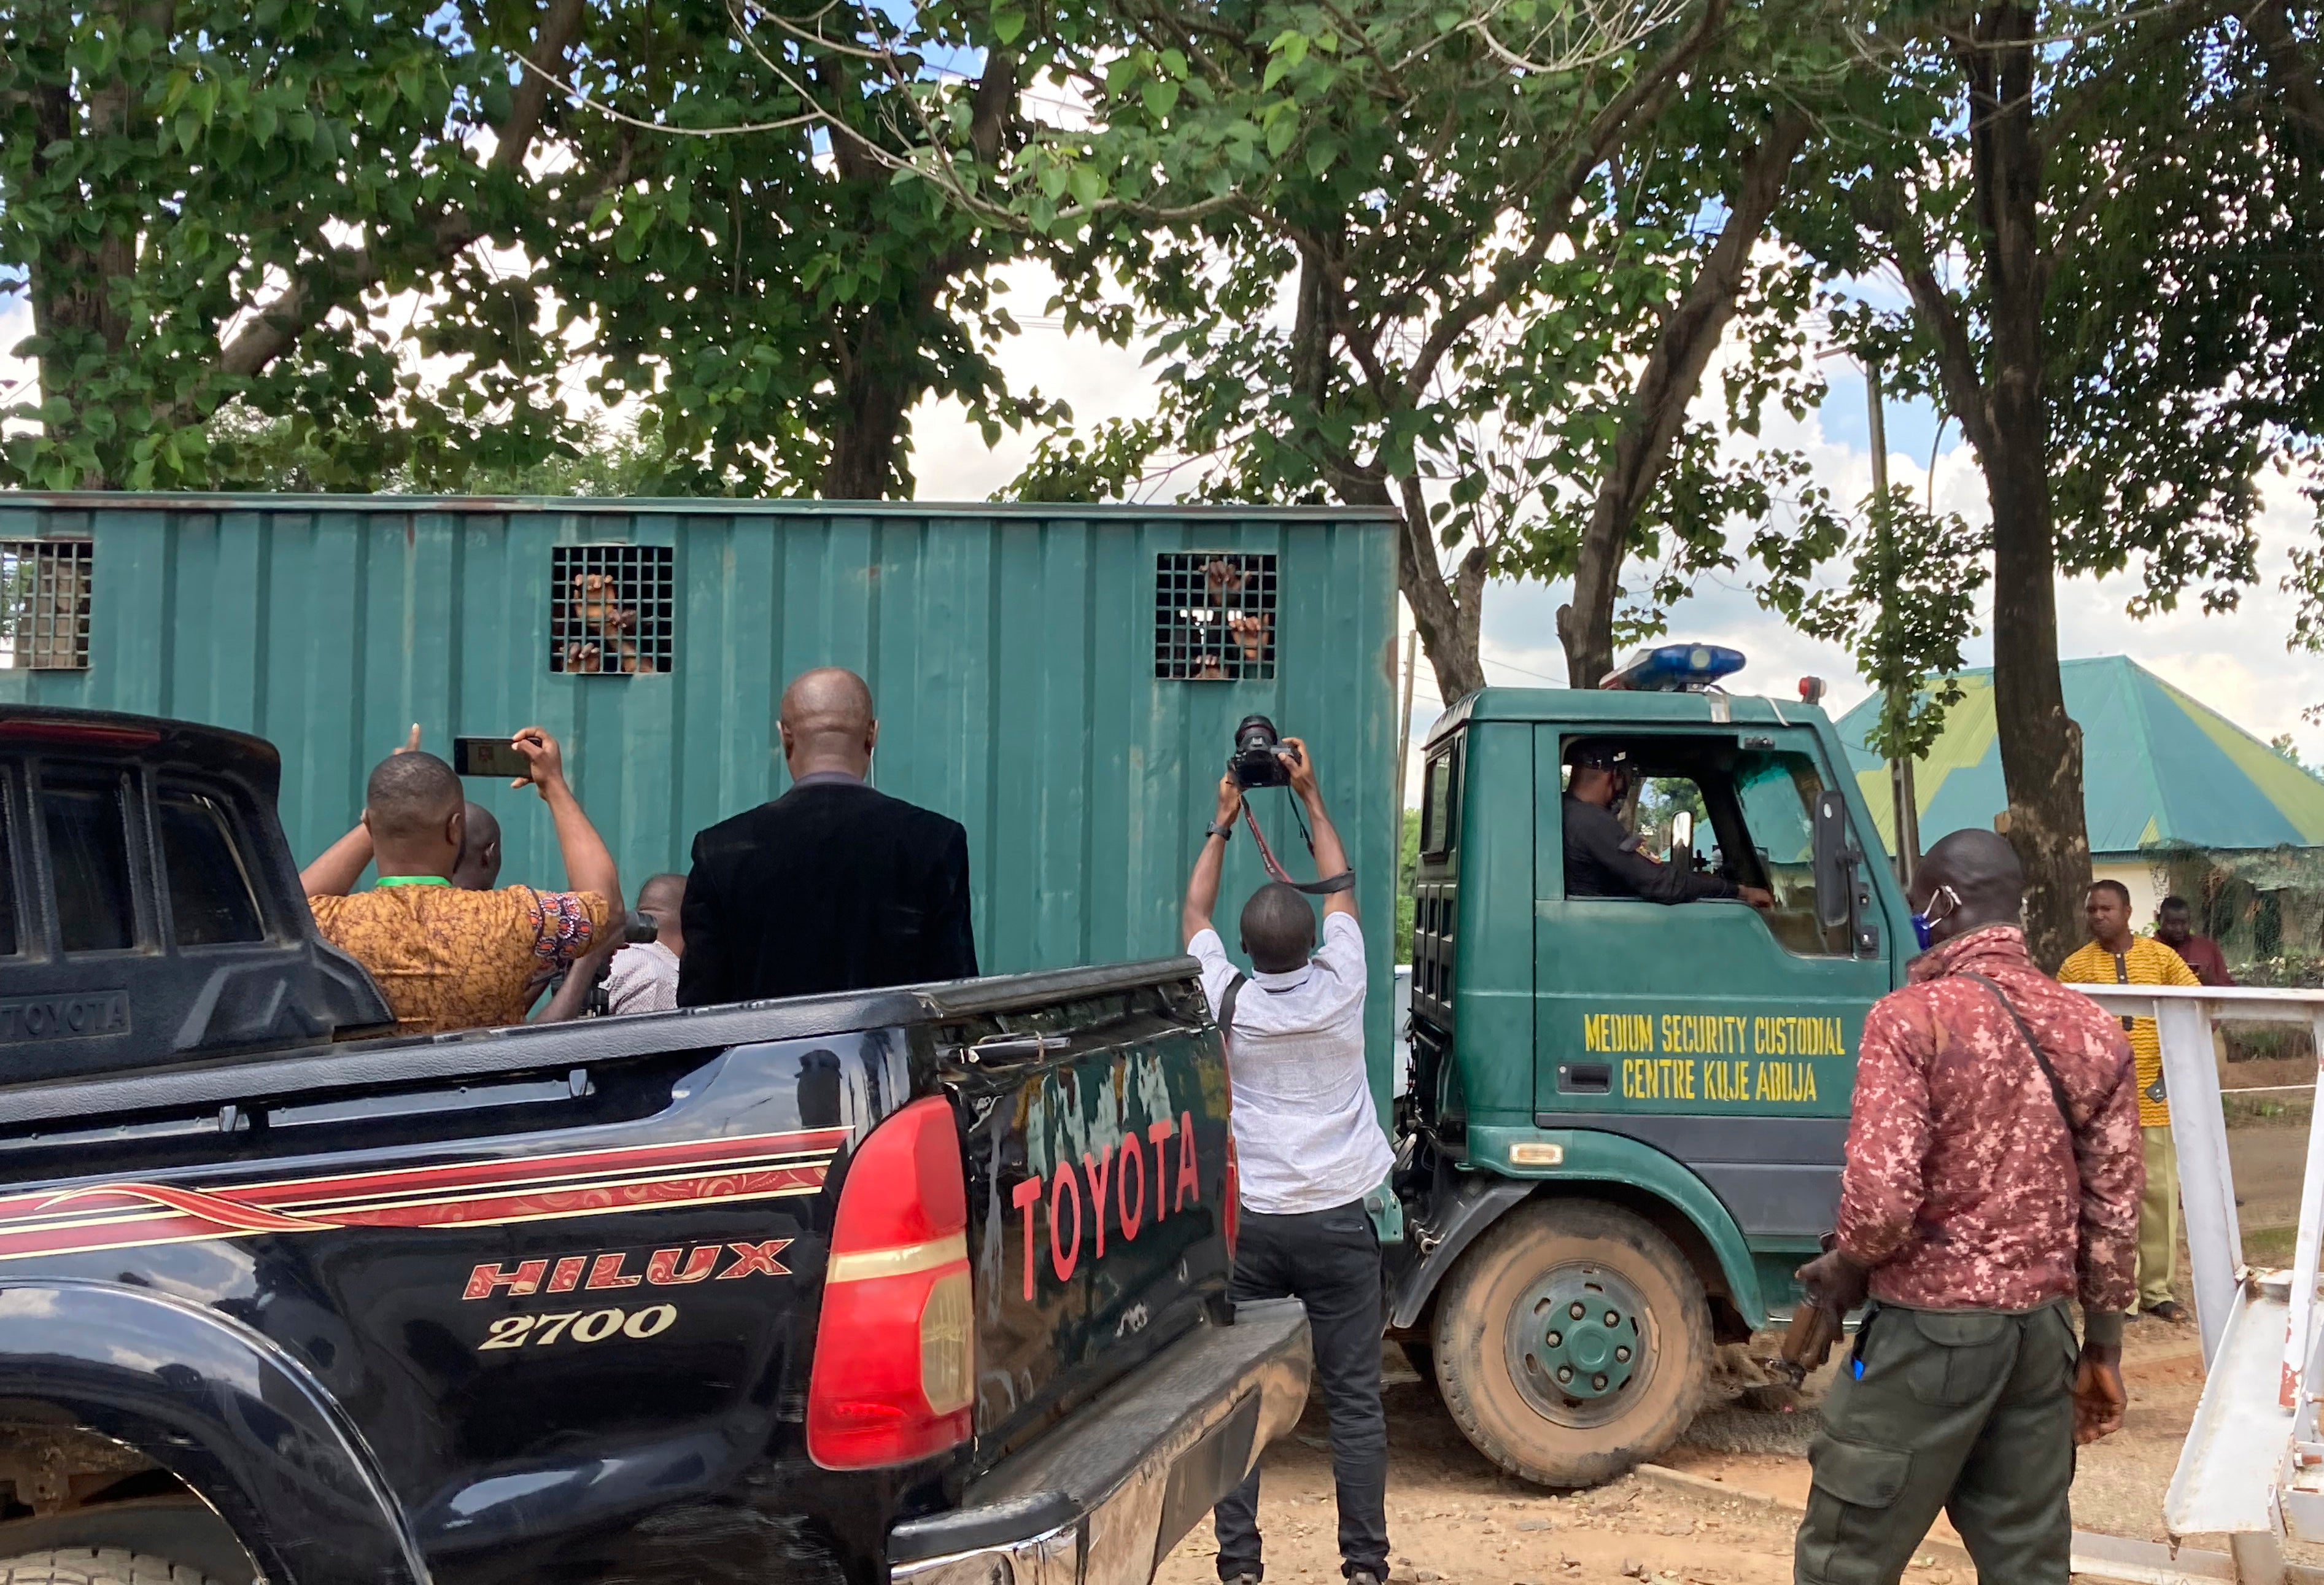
[1599,643,1746,692]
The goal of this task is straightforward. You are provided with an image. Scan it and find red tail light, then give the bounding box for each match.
[806,1096,975,1470]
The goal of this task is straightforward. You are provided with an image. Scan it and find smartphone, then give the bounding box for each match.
[452,736,531,779]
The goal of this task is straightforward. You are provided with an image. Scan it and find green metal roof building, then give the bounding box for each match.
[1835,656,2324,932]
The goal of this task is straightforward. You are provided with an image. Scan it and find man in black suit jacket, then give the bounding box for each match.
[676,667,978,1005]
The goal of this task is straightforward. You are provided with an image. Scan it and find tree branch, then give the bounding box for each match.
[969,48,1018,164]
[208,0,586,387]
[1559,106,1811,683]
[1857,178,1998,461]
[2249,0,2324,136]
[493,0,587,172]
[1395,0,1729,408]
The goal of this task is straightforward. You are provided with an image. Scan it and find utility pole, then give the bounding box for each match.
[1867,361,1921,887]
[1392,630,1419,820]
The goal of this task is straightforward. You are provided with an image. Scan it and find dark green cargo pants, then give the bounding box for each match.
[1794,1300,2079,1584]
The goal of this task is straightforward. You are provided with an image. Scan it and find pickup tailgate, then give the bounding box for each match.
[942,967,1234,1465]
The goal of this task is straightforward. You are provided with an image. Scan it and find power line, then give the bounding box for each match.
[1482,654,1567,685]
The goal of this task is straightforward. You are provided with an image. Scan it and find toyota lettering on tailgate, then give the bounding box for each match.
[1010,1107,1204,1296]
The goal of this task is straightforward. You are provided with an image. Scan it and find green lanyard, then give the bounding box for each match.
[377,875,452,888]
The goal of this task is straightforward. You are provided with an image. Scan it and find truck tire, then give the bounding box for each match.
[0,1552,222,1585]
[1430,1199,1709,1487]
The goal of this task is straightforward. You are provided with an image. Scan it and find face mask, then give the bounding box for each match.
[1911,884,1962,951]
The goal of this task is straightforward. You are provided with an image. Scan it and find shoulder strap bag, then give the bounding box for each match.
[1957,970,2081,1146]
[1218,971,1248,1054]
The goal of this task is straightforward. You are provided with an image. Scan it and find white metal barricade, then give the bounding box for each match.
[2072,982,2324,1585]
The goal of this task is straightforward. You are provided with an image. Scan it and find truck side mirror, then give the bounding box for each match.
[1669,810,1693,861]
[1812,791,1855,931]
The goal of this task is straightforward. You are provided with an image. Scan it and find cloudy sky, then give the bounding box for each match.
[9,268,2320,770]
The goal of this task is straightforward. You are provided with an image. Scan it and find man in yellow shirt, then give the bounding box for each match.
[2059,879,2201,1323]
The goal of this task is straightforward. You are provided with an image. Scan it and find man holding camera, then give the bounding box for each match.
[1182,730,1393,1585]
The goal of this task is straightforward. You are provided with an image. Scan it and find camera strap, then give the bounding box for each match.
[1239,800,1355,894]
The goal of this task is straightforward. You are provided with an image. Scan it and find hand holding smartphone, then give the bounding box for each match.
[452,736,531,780]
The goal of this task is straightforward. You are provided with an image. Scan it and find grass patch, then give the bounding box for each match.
[2225,1091,2312,1128]
[2247,1223,2299,1266]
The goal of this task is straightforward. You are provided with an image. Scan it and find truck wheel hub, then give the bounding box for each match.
[1506,1266,1648,1422]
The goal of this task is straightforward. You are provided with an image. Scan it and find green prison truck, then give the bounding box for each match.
[1385,648,1915,1487]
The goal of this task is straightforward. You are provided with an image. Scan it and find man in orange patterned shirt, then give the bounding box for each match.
[303,727,619,1036]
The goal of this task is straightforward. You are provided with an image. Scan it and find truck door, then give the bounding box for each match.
[1533,726,1887,1247]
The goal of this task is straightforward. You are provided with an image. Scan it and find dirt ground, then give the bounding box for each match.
[1153,1102,2309,1585]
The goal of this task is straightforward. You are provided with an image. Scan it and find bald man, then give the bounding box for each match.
[676,667,977,1005]
[451,802,502,890]
[300,728,618,1036]
[1792,830,2141,1584]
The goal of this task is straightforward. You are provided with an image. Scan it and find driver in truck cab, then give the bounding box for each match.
[1562,740,1773,909]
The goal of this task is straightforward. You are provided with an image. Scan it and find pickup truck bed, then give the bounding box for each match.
[0,707,1308,1585]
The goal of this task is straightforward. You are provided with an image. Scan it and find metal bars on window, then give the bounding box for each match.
[549,544,673,675]
[0,541,92,670]
[1154,552,1276,681]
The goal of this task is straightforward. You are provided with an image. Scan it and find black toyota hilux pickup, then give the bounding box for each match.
[0,707,1308,1585]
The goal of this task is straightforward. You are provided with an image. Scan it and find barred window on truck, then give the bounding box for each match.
[1155,552,1276,680]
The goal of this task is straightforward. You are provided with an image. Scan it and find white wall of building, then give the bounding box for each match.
[2093,858,2164,929]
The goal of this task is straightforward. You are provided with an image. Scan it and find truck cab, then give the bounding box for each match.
[1386,659,1915,1486]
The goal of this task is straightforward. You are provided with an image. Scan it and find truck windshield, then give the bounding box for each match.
[1732,751,1847,956]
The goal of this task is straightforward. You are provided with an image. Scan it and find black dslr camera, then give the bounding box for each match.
[1228,714,1295,789]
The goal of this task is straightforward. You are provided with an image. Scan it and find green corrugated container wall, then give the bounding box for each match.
[0,494,1402,1077]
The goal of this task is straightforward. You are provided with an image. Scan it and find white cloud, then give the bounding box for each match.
[903,262,1162,500]
[1,293,34,420]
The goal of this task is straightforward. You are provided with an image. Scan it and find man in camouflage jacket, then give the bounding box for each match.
[1792,830,2142,1584]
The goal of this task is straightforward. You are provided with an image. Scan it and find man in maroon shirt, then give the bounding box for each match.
[2156,894,2235,986]
[1792,831,2143,1583]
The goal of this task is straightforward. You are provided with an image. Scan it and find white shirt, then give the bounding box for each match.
[603,940,681,1015]
[1188,912,1393,1215]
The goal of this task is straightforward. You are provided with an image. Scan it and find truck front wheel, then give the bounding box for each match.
[1430,1199,1709,1487]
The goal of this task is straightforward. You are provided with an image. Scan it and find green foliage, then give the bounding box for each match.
[1755,481,1987,762]
[207,405,668,497]
[1005,417,1173,503]
[0,1,569,490]
[950,0,1878,695]
[0,0,1047,499]
[1826,3,2323,640]
[539,3,1049,498]
[1396,804,1419,964]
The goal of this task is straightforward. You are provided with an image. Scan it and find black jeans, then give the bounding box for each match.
[1213,1200,1390,1583]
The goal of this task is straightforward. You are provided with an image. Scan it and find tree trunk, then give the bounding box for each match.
[1395,478,1489,703]
[23,0,159,491]
[1327,467,1487,704]
[1558,109,1812,689]
[821,351,913,499]
[1963,3,2091,969]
